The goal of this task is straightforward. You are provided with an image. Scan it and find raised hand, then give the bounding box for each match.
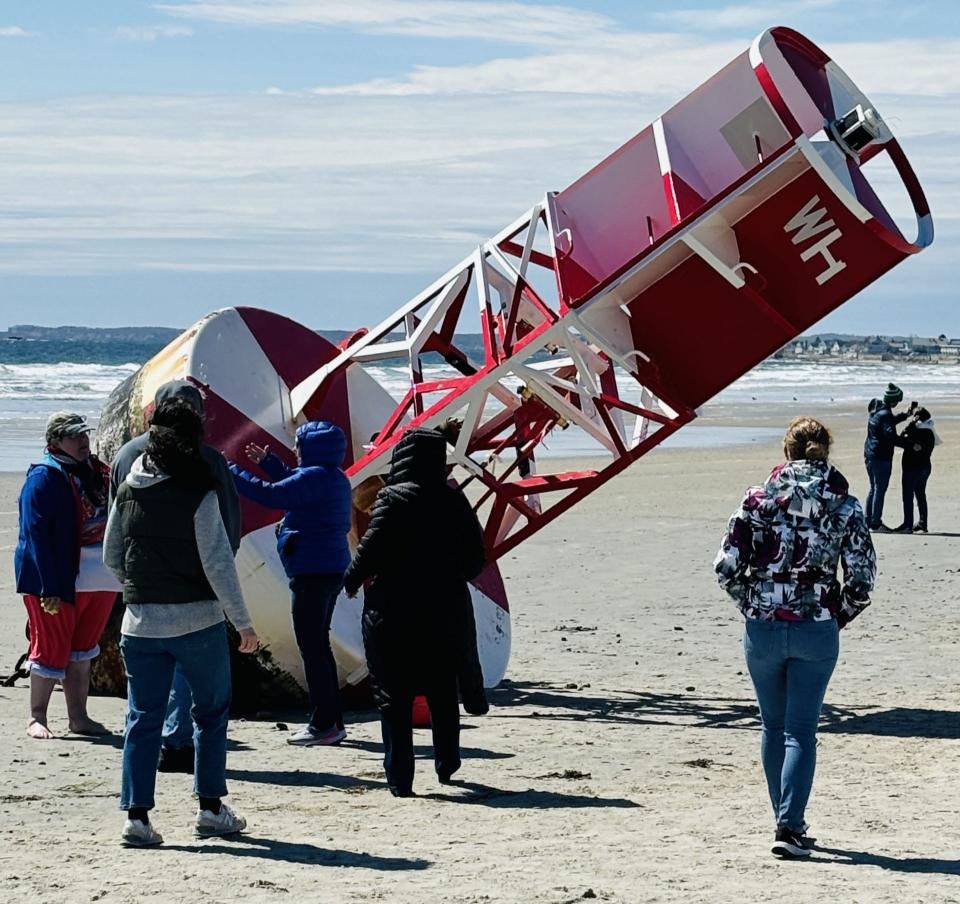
[244,443,269,464]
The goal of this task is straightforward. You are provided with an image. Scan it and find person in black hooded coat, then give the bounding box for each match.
[342,428,486,796]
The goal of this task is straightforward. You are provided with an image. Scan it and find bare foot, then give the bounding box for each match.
[68,718,111,737]
[27,719,55,740]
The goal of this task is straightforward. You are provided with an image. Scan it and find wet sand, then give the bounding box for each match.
[1,403,959,903]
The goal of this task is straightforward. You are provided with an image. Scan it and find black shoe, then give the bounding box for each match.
[389,785,414,798]
[871,522,892,533]
[437,761,461,785]
[892,523,912,533]
[913,523,928,533]
[158,745,194,774]
[772,826,811,859]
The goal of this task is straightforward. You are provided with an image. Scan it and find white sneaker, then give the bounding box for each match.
[195,802,247,837]
[287,725,347,746]
[121,819,163,847]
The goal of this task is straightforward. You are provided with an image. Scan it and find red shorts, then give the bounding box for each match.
[22,592,117,680]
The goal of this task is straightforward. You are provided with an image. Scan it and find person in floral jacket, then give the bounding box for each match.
[714,416,876,859]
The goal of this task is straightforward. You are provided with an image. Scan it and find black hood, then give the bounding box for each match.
[386,429,447,488]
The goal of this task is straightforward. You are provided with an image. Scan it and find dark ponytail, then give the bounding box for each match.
[145,398,215,491]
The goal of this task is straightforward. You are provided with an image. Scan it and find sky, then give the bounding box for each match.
[0,0,957,335]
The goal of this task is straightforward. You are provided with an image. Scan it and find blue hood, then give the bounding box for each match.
[296,421,347,467]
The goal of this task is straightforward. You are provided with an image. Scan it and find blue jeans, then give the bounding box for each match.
[290,573,344,732]
[120,622,232,810]
[162,666,194,750]
[743,618,839,832]
[864,458,892,526]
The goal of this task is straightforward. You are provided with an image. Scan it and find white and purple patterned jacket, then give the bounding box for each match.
[714,460,876,624]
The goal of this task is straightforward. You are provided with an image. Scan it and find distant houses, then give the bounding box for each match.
[776,333,960,363]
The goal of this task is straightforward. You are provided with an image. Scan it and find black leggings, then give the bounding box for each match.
[901,465,931,528]
[379,678,461,793]
[290,573,344,731]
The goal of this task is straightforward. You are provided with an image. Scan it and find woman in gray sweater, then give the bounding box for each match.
[104,398,259,847]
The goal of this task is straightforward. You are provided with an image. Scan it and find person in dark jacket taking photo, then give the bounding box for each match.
[343,427,486,797]
[863,382,915,531]
[229,421,352,747]
[894,406,940,533]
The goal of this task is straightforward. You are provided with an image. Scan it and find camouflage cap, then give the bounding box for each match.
[45,411,91,444]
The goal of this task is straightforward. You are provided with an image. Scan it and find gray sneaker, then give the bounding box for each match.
[195,803,247,837]
[122,819,163,847]
[287,725,347,746]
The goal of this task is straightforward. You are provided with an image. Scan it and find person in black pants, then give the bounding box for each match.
[895,406,939,533]
[343,428,487,796]
[229,422,353,746]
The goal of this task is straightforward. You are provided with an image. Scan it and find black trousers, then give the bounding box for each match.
[901,464,931,529]
[380,676,461,793]
[290,573,344,732]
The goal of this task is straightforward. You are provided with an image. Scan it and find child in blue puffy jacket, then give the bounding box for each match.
[229,421,352,746]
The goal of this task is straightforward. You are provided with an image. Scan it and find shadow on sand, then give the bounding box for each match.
[161,834,430,869]
[340,737,513,760]
[56,732,125,750]
[226,768,387,791]
[488,680,960,739]
[422,779,639,809]
[811,845,960,876]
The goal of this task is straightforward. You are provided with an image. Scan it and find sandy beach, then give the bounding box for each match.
[1,403,959,903]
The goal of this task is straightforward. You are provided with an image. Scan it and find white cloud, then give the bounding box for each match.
[114,24,194,41]
[0,85,953,281]
[309,38,743,96]
[0,92,646,275]
[155,0,613,46]
[0,25,31,37]
[303,36,960,98]
[655,0,841,30]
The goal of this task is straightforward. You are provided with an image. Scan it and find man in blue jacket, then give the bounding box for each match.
[229,421,352,746]
[864,382,915,531]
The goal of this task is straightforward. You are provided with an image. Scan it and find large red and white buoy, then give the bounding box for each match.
[99,27,932,697]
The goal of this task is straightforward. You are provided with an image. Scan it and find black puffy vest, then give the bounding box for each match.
[114,479,215,604]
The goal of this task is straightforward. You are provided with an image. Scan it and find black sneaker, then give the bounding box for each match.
[772,826,811,859]
[892,523,912,533]
[871,522,892,533]
[158,745,194,774]
[913,523,928,533]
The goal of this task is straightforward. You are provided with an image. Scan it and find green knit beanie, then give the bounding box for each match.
[883,383,903,406]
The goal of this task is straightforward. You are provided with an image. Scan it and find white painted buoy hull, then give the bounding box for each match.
[99,306,512,694]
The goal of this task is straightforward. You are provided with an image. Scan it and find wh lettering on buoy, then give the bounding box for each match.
[784,195,846,286]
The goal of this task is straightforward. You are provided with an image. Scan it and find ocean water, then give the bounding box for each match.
[1,355,957,473]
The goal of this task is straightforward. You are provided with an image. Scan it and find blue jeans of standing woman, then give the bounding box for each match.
[290,573,344,732]
[119,622,232,810]
[743,618,839,832]
[162,667,194,750]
